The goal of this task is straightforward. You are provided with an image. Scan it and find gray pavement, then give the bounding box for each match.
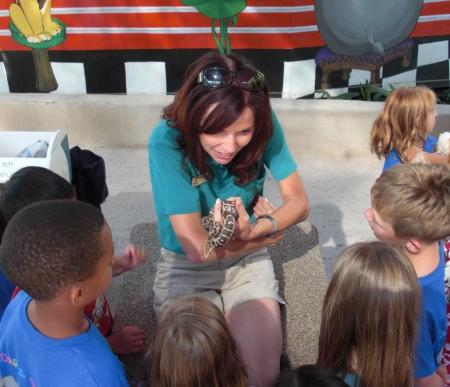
[97,148,384,314]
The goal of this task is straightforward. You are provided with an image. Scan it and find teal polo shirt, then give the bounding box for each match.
[148,110,297,253]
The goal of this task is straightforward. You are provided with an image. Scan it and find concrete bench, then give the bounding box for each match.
[113,222,328,385]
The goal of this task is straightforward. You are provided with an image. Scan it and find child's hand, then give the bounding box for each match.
[437,363,450,386]
[106,326,145,354]
[112,245,148,277]
[252,195,277,218]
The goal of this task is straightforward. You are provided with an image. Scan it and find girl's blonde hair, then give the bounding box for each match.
[140,296,249,387]
[370,86,437,163]
[317,241,421,387]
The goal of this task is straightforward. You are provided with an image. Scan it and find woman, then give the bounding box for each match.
[148,51,309,387]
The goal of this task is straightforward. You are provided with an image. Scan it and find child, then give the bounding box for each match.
[0,166,146,354]
[274,365,350,387]
[0,167,76,319]
[370,86,442,172]
[316,241,421,387]
[0,200,129,386]
[139,296,249,387]
[364,163,450,387]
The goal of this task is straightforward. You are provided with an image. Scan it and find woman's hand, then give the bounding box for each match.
[252,195,277,218]
[264,228,285,246]
[218,197,253,241]
[221,196,280,242]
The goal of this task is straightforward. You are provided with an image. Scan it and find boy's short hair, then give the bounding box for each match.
[371,163,450,241]
[0,200,105,301]
[0,166,75,222]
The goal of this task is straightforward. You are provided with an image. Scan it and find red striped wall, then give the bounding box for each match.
[0,0,448,51]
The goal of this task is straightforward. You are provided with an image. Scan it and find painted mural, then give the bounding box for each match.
[0,0,449,97]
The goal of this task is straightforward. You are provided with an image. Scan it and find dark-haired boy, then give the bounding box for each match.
[0,200,129,386]
[365,163,450,387]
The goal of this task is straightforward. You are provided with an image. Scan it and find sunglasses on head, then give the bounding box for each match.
[195,67,265,91]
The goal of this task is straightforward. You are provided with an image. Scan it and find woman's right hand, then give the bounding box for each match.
[224,197,254,241]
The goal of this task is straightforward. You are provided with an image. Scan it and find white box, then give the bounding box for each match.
[0,130,71,184]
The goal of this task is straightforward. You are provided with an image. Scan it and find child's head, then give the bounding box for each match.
[317,241,420,387]
[370,86,437,162]
[141,296,249,387]
[274,365,350,387]
[0,200,113,303]
[368,163,450,243]
[0,166,75,222]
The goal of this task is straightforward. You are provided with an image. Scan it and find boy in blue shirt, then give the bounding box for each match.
[365,163,450,387]
[0,200,129,386]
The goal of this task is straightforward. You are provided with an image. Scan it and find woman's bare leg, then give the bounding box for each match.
[225,298,282,387]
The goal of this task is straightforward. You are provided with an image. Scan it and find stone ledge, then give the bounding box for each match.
[0,93,449,157]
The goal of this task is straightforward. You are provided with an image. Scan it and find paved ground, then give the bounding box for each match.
[97,148,384,314]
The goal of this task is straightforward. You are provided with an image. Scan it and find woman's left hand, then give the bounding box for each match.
[252,195,277,218]
[225,196,277,241]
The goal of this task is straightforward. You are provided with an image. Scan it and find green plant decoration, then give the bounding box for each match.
[181,0,246,55]
[359,80,395,101]
[436,88,450,105]
[316,89,359,100]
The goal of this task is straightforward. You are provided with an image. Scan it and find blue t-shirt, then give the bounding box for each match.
[414,242,447,378]
[148,110,298,253]
[343,374,358,386]
[0,291,130,387]
[382,136,437,172]
[0,268,15,321]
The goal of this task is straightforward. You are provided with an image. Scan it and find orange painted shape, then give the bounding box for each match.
[54,0,184,7]
[411,20,450,38]
[240,11,316,27]
[247,0,314,6]
[55,12,211,28]
[54,11,316,29]
[421,1,450,15]
[8,30,323,50]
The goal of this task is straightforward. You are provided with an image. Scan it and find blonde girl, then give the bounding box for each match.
[370,86,441,172]
[140,296,249,387]
[317,241,421,387]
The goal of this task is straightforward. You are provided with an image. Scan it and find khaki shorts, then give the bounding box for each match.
[153,247,284,316]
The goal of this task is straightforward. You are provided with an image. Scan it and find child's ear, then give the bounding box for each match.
[405,239,422,254]
[416,117,421,128]
[69,283,86,306]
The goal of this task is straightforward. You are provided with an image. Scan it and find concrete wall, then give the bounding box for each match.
[1,93,449,157]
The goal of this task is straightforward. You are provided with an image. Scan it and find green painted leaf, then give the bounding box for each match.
[181,0,246,19]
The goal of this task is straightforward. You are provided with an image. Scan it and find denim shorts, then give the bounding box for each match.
[153,247,284,316]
